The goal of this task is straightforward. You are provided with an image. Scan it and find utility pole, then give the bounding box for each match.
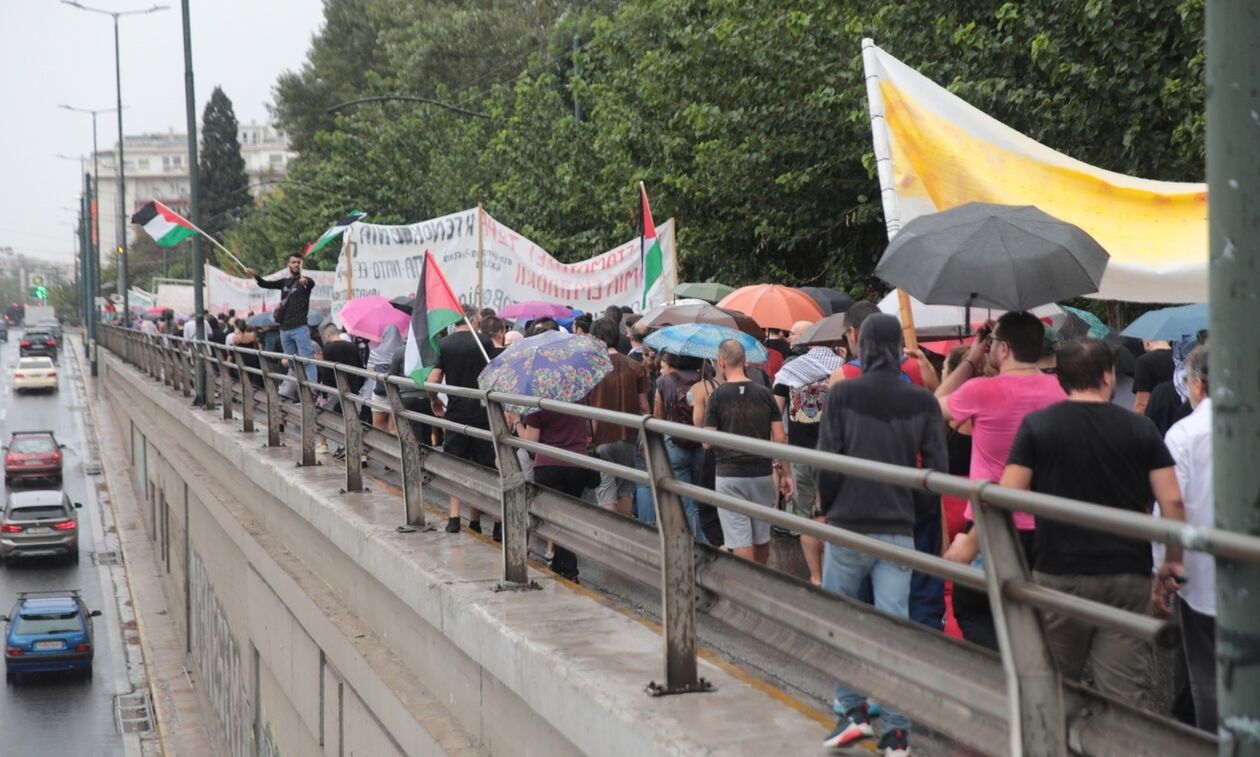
[61,1,169,324]
[1206,3,1260,756]
[86,173,98,375]
[181,0,206,403]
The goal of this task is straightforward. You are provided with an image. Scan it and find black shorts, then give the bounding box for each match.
[443,430,496,468]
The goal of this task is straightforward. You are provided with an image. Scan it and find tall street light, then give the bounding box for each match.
[61,0,169,324]
[58,104,121,373]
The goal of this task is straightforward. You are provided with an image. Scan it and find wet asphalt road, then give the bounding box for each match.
[0,334,127,756]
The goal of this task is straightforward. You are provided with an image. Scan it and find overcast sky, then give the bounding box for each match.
[0,0,323,264]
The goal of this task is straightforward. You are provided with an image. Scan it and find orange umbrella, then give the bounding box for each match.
[717,284,824,331]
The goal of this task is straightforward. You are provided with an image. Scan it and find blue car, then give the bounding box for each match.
[2,590,101,684]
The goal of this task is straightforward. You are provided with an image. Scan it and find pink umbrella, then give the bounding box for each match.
[499,300,571,321]
[338,295,411,341]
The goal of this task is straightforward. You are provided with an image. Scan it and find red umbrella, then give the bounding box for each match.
[717,284,824,331]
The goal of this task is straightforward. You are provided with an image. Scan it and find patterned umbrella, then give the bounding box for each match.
[644,323,769,363]
[478,331,613,415]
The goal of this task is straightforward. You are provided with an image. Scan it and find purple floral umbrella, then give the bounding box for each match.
[477,331,613,415]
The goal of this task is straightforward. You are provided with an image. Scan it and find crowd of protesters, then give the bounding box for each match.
[126,273,1216,756]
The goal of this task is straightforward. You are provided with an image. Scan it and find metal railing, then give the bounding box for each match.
[97,325,1259,756]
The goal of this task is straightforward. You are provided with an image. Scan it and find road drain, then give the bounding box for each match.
[94,550,122,566]
[114,690,154,733]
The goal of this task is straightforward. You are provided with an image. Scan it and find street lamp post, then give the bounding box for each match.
[58,104,120,375]
[61,1,169,325]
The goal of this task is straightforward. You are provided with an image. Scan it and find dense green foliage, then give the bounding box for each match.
[199,87,253,244]
[239,0,1205,299]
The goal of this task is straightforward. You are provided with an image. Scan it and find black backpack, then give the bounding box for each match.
[664,371,702,449]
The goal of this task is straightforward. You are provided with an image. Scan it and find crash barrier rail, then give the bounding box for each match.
[97,325,1259,757]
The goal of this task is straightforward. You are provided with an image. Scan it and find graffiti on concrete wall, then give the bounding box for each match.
[190,549,254,757]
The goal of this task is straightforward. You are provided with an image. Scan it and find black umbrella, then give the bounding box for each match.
[389,295,413,315]
[799,287,855,316]
[793,313,848,347]
[874,203,1110,314]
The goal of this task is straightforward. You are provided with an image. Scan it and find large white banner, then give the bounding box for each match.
[205,265,338,315]
[155,284,196,315]
[333,207,677,317]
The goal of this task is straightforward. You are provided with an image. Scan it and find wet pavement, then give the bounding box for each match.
[0,335,130,756]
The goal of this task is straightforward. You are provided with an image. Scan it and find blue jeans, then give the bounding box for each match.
[633,455,655,525]
[911,508,945,631]
[666,438,710,545]
[822,536,913,733]
[279,325,316,382]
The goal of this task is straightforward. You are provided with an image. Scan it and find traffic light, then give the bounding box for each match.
[116,245,124,255]
[31,274,43,286]
[28,286,47,300]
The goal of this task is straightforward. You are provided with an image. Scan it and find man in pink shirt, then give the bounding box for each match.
[936,310,1065,649]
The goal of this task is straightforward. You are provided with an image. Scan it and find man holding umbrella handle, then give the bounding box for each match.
[247,254,316,382]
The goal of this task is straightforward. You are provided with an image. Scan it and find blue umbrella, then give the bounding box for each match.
[644,323,769,363]
[244,310,323,329]
[246,311,275,328]
[1120,303,1209,341]
[477,331,613,415]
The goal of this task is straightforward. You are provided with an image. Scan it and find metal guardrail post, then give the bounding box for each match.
[199,343,216,411]
[159,337,173,387]
[214,345,232,420]
[641,427,708,696]
[383,381,427,527]
[486,399,534,588]
[971,492,1065,756]
[331,368,363,492]
[232,350,256,433]
[257,353,283,448]
[292,358,316,467]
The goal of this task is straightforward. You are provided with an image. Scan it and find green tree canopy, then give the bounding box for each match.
[243,0,1205,298]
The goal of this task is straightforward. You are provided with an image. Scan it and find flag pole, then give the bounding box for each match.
[194,227,249,274]
[862,38,918,350]
[475,203,485,309]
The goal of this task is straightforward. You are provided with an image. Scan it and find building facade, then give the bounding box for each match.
[92,121,292,250]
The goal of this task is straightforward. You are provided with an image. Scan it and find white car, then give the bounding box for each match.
[13,357,57,393]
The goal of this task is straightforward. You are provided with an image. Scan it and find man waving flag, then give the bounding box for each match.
[639,182,664,310]
[404,250,468,384]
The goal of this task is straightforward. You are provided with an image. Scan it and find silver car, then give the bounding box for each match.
[0,490,81,565]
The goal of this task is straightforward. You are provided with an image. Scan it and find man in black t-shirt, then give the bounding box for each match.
[703,339,790,565]
[1001,339,1186,709]
[428,305,496,534]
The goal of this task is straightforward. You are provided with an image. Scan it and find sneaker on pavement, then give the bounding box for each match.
[877,728,910,757]
[821,709,873,749]
[468,520,482,534]
[445,516,461,533]
[492,522,502,542]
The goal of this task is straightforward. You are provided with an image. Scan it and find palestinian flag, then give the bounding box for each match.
[303,210,367,257]
[131,200,199,247]
[639,183,663,310]
[404,250,464,385]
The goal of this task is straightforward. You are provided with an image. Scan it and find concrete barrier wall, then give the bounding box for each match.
[97,350,823,756]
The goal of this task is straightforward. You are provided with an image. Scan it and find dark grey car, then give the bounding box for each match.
[0,490,81,564]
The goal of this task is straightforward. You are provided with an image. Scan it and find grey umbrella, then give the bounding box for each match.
[874,203,1109,313]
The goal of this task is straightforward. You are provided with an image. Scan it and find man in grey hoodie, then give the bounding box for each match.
[816,314,948,756]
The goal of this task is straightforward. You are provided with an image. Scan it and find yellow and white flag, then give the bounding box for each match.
[862,40,1206,303]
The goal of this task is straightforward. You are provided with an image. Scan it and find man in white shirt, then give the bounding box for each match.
[1163,344,1215,732]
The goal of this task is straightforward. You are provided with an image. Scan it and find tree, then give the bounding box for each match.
[199,87,253,241]
[247,0,1207,297]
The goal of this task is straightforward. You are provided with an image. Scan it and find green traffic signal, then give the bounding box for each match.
[28,286,47,300]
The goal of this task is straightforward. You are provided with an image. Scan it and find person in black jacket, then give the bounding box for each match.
[816,313,947,755]
[246,254,315,382]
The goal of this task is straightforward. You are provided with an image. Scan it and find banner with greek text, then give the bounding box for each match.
[333,208,677,318]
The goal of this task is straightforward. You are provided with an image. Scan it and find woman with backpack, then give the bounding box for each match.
[653,352,712,543]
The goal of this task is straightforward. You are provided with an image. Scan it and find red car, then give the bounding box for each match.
[4,432,63,487]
